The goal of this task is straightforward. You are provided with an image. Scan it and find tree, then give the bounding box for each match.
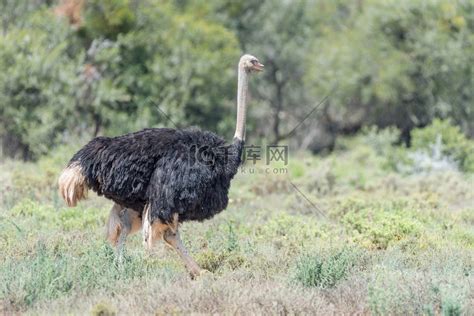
[207,0,316,145]
[0,11,79,159]
[0,1,240,159]
[101,1,240,138]
[306,0,474,144]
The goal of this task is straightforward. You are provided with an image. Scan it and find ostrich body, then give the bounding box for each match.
[58,55,263,277]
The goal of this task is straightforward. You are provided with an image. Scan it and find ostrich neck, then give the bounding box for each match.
[233,67,249,141]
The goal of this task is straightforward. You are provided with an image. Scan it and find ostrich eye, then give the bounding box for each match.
[251,60,258,65]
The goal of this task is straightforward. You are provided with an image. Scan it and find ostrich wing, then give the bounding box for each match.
[146,136,239,223]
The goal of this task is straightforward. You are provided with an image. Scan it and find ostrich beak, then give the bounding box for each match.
[253,62,264,72]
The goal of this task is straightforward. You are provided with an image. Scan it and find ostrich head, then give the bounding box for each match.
[239,54,264,73]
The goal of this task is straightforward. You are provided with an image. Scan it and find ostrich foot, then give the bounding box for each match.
[190,268,211,280]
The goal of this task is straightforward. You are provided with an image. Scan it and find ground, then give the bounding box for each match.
[0,132,473,315]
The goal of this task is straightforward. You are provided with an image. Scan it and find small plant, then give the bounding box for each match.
[91,302,117,316]
[196,249,245,272]
[226,221,238,252]
[293,247,360,288]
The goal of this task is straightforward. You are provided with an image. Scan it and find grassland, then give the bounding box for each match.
[0,128,473,315]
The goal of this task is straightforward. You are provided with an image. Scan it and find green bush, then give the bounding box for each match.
[293,247,361,288]
[360,126,400,156]
[358,126,413,172]
[91,302,117,316]
[411,119,474,172]
[195,249,245,273]
[0,10,80,159]
[81,0,136,40]
[342,202,423,249]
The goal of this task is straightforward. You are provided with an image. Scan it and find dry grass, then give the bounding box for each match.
[29,273,371,315]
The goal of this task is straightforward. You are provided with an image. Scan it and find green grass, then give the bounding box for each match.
[1,241,179,305]
[0,132,473,314]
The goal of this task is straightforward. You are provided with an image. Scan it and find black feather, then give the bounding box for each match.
[67,127,243,223]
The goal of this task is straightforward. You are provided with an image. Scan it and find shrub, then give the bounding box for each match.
[410,119,474,173]
[0,11,80,160]
[90,302,117,316]
[195,249,245,273]
[342,202,423,249]
[194,222,246,273]
[368,255,471,316]
[293,247,361,288]
[360,126,400,156]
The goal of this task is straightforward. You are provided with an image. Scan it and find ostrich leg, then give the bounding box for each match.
[163,227,203,278]
[107,203,141,263]
[116,224,130,264]
[143,210,204,278]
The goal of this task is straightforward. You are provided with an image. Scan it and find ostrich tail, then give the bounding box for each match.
[58,162,88,207]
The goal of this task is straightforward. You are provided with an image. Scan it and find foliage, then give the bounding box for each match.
[306,0,474,142]
[0,0,473,160]
[410,119,474,172]
[0,1,239,159]
[360,126,400,156]
[117,4,239,136]
[342,201,423,249]
[293,247,362,288]
[0,11,79,159]
[8,144,77,201]
[0,241,175,309]
[353,121,474,174]
[91,302,117,316]
[368,252,472,315]
[196,249,245,273]
[0,1,473,312]
[81,0,136,40]
[212,0,315,144]
[0,0,47,33]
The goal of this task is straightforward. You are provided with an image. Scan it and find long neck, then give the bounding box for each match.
[233,66,249,141]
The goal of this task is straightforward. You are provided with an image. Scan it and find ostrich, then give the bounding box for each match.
[58,54,264,277]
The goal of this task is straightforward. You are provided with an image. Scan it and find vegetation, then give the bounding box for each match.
[0,0,473,314]
[1,0,473,159]
[1,122,473,314]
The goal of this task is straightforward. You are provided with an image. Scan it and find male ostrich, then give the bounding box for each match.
[58,54,263,277]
